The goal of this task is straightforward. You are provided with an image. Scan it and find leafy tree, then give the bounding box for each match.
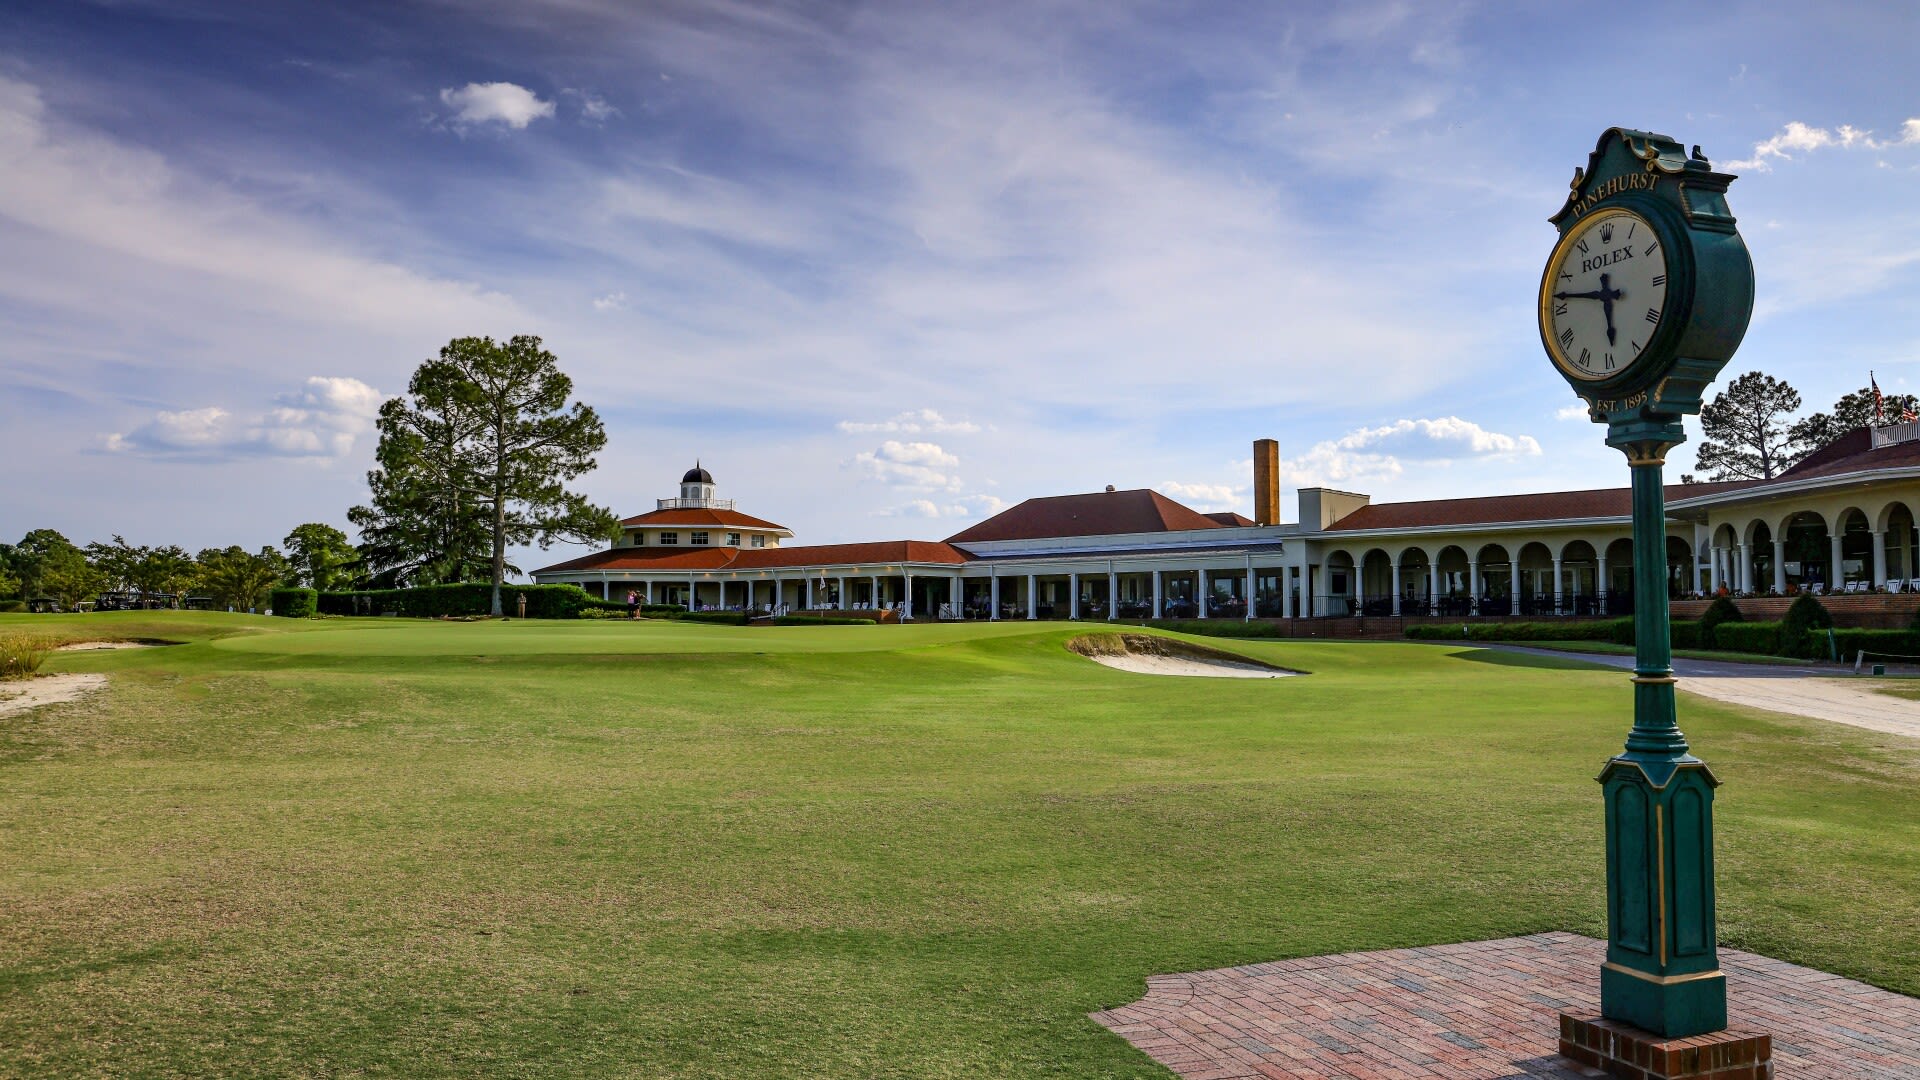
[146,546,197,599]
[1692,372,1805,480]
[195,546,288,611]
[0,558,19,600]
[355,336,617,615]
[85,535,147,594]
[11,530,101,606]
[349,365,497,588]
[1788,384,1920,453]
[282,523,360,591]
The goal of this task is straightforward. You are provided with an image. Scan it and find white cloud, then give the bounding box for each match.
[1280,417,1540,490]
[439,82,556,130]
[592,291,627,311]
[851,439,964,490]
[1157,480,1243,512]
[1556,403,1592,421]
[873,493,1006,519]
[105,376,382,461]
[572,91,620,125]
[837,409,981,435]
[1728,118,1920,170]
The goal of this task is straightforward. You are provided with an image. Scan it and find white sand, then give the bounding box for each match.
[55,641,160,651]
[1084,653,1296,679]
[1679,677,1920,740]
[0,674,107,718]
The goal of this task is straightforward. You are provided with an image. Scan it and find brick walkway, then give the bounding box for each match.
[1091,932,1920,1079]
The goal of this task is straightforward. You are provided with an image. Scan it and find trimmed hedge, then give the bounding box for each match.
[1670,620,1702,650]
[1832,628,1920,662]
[1779,594,1835,659]
[1710,621,1780,655]
[269,587,318,619]
[769,615,877,626]
[658,611,750,625]
[1404,618,1632,643]
[317,583,596,619]
[0,600,25,614]
[1141,619,1287,639]
[1698,595,1744,648]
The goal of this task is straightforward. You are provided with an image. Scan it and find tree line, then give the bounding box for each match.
[4,334,618,617]
[1687,375,1918,482]
[0,524,360,611]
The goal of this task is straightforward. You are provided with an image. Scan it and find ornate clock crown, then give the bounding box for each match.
[1599,222,1614,245]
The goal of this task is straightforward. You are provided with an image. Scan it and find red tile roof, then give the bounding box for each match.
[621,507,791,532]
[1322,479,1759,532]
[944,489,1226,543]
[535,540,969,576]
[1205,511,1255,527]
[1770,427,1920,483]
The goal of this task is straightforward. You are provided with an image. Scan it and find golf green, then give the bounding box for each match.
[2,612,1916,1078]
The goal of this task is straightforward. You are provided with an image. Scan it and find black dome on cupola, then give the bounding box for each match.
[682,464,714,484]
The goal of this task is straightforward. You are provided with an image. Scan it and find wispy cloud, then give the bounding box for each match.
[1282,417,1540,489]
[837,409,980,435]
[1728,118,1920,170]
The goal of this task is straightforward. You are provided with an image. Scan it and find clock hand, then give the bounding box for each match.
[1554,290,1608,300]
[1598,272,1622,346]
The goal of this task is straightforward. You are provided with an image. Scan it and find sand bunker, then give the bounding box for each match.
[1068,633,1298,679]
[0,674,107,718]
[55,640,168,652]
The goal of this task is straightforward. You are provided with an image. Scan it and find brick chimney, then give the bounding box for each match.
[1253,438,1280,525]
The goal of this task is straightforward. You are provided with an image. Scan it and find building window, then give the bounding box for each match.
[659,532,679,545]
[727,532,741,547]
[751,535,766,548]
[691,531,710,546]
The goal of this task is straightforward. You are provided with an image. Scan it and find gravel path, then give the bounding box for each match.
[1482,644,1920,740]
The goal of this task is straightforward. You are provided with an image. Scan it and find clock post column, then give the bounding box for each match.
[1595,431,1726,1039]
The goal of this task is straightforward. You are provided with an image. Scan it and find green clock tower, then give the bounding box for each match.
[1539,129,1753,1041]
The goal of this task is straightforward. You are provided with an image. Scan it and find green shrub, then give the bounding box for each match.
[642,604,685,615]
[0,632,51,679]
[1778,594,1833,658]
[1403,619,1629,643]
[660,611,750,625]
[1669,620,1702,650]
[1142,619,1287,639]
[1831,628,1920,663]
[317,583,596,619]
[1698,595,1744,647]
[769,615,877,626]
[0,600,25,614]
[1710,621,1781,655]
[269,587,318,619]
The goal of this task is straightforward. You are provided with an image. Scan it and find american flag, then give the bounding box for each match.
[1873,371,1883,420]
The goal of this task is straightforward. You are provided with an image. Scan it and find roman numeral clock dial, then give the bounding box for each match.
[1538,207,1670,382]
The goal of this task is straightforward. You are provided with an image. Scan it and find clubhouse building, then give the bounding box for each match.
[532,428,1920,622]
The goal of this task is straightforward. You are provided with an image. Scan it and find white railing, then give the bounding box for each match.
[1871,421,1920,449]
[655,497,736,510]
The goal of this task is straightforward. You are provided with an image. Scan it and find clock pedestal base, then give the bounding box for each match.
[1559,1012,1771,1079]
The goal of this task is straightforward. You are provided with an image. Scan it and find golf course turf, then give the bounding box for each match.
[2,612,1917,1078]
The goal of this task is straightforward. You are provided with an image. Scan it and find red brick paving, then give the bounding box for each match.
[1090,932,1920,1079]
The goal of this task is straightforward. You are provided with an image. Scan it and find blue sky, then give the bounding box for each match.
[3,1,1918,568]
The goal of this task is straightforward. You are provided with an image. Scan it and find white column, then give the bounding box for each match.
[1152,569,1164,618]
[687,574,696,612]
[773,579,783,612]
[1026,575,1037,620]
[1312,563,1326,617]
[1551,557,1564,614]
[1468,560,1481,615]
[1197,568,1209,618]
[837,576,847,609]
[746,580,754,611]
[1830,533,1845,587]
[1281,566,1294,618]
[869,574,880,609]
[1510,559,1522,615]
[1108,569,1119,621]
[1391,561,1402,616]
[1428,560,1441,617]
[804,578,813,609]
[1772,539,1787,594]
[989,573,1000,620]
[1594,555,1607,610]
[904,572,914,619]
[948,576,959,618]
[1873,530,1888,588]
[644,581,654,604]
[1069,573,1080,620]
[1245,562,1256,622]
[1708,547,1722,592]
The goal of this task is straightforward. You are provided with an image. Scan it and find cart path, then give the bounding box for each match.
[1481,644,1920,740]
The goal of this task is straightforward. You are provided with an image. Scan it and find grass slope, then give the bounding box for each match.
[1,612,1916,1078]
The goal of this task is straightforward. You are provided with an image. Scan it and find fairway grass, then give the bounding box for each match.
[2,613,1917,1078]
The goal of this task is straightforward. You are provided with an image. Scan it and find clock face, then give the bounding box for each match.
[1539,207,1671,383]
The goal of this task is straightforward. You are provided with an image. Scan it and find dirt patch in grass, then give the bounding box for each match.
[0,674,108,718]
[54,641,176,652]
[1067,632,1299,678]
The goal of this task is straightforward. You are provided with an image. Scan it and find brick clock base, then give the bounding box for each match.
[1560,1012,1772,1079]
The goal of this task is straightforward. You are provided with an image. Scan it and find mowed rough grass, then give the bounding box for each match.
[1,613,1917,1079]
